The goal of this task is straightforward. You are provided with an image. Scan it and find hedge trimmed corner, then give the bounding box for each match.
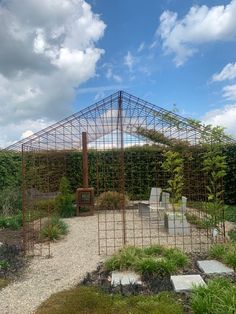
[1,144,236,205]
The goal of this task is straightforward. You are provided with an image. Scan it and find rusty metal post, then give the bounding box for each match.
[21,144,27,255]
[82,132,88,188]
[118,91,127,245]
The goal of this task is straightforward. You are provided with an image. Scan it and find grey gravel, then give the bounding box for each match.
[0,216,103,314]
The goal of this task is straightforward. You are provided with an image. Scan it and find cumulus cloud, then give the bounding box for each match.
[212,62,236,81]
[0,0,106,147]
[158,0,236,66]
[203,104,236,136]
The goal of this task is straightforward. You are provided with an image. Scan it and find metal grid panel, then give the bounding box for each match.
[4,91,231,256]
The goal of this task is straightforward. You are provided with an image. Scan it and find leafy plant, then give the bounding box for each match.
[203,148,227,229]
[209,243,227,260]
[0,213,23,230]
[0,186,22,216]
[55,177,75,218]
[104,245,188,277]
[40,216,68,241]
[96,191,129,211]
[191,278,236,314]
[161,151,184,205]
[210,243,236,270]
[228,229,236,241]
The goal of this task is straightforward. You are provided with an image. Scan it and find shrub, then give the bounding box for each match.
[163,248,188,268]
[0,212,22,230]
[55,177,75,218]
[40,216,68,241]
[191,278,236,314]
[228,229,236,241]
[96,191,129,211]
[135,258,176,276]
[104,245,188,277]
[210,243,236,271]
[143,244,164,256]
[0,186,22,216]
[33,199,57,215]
[104,246,143,271]
[209,243,227,260]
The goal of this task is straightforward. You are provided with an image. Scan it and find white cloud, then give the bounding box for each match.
[0,0,106,147]
[124,51,135,71]
[158,0,236,66]
[0,119,54,148]
[212,62,236,81]
[223,84,236,100]
[138,42,145,52]
[203,104,236,136]
[106,67,122,83]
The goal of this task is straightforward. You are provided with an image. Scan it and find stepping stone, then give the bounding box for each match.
[171,275,205,292]
[197,260,234,274]
[111,271,142,286]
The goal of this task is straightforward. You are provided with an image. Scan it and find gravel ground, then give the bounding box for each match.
[0,216,103,314]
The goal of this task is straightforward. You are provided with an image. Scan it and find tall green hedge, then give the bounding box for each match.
[1,144,236,204]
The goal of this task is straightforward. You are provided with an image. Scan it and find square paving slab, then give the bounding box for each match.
[197,260,234,274]
[111,271,142,286]
[171,275,205,292]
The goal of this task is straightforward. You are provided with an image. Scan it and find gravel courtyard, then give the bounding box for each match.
[0,216,102,314]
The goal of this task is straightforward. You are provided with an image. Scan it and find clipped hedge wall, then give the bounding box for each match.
[1,144,236,204]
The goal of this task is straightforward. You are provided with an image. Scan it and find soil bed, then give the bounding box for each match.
[81,252,236,296]
[0,228,22,247]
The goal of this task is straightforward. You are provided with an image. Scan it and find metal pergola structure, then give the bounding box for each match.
[4,91,233,255]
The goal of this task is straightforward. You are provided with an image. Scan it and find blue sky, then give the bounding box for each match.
[0,0,236,146]
[77,0,236,119]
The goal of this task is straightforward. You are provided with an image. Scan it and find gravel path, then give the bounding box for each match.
[0,216,103,314]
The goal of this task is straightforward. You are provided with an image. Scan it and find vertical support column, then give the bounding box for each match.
[82,132,88,188]
[21,144,27,255]
[118,91,126,246]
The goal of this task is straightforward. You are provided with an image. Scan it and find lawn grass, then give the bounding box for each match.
[36,285,184,314]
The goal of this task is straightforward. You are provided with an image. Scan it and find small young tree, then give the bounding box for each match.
[161,150,184,206]
[55,177,75,218]
[203,148,227,228]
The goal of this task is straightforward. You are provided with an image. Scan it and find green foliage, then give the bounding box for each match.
[143,244,164,256]
[104,246,143,271]
[40,216,68,241]
[224,205,236,222]
[0,259,10,271]
[185,213,214,229]
[36,286,183,314]
[203,148,227,228]
[55,177,75,218]
[135,258,176,276]
[228,229,236,241]
[210,243,236,270]
[209,243,227,260]
[191,278,236,314]
[104,245,188,277]
[96,191,129,211]
[162,151,184,204]
[33,199,57,214]
[162,248,188,268]
[0,213,22,230]
[0,186,22,216]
